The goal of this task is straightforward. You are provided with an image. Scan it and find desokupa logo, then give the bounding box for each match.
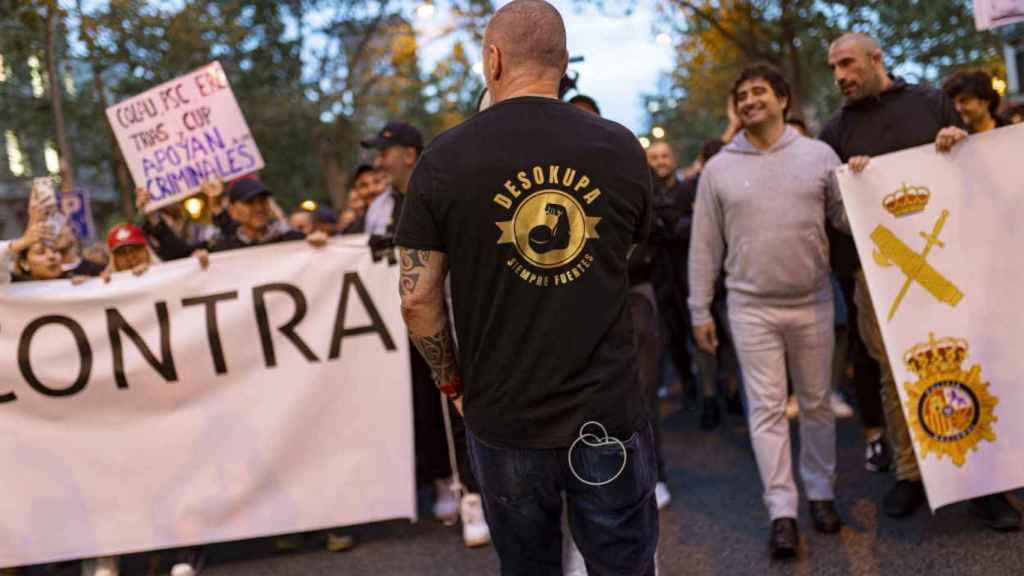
[494,165,602,287]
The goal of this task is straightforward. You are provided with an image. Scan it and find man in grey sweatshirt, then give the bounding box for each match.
[688,63,849,559]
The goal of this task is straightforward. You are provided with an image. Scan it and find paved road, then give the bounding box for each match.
[65,395,1024,576]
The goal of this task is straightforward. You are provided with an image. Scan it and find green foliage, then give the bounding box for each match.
[0,0,493,216]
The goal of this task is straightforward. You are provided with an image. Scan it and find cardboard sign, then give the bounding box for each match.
[106,62,265,212]
[973,0,1024,30]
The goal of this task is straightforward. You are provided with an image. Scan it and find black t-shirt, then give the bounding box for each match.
[396,96,653,449]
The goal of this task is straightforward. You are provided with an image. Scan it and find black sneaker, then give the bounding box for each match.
[865,437,892,473]
[883,480,926,518]
[700,398,721,430]
[970,493,1022,532]
[769,518,798,560]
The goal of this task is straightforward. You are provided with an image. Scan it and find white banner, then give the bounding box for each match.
[105,61,266,212]
[0,238,414,568]
[837,124,1024,510]
[974,0,1024,30]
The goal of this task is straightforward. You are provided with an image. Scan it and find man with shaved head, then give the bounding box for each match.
[396,1,658,573]
[821,33,1021,530]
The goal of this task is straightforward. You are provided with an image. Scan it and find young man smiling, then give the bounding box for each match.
[689,63,849,560]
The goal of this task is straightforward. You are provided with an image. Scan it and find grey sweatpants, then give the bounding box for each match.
[729,299,837,520]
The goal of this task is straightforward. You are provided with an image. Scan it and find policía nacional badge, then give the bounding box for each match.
[902,333,998,467]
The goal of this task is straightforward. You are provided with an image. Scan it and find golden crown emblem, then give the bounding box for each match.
[883,182,930,218]
[903,333,968,377]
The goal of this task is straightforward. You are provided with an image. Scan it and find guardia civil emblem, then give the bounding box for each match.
[902,333,998,467]
[871,209,963,322]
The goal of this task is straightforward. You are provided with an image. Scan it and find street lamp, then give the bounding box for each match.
[992,76,1007,96]
[656,33,672,46]
[638,136,651,149]
[300,200,318,212]
[183,197,205,219]
[651,126,666,139]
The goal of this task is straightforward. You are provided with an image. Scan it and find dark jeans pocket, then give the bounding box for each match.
[567,423,655,508]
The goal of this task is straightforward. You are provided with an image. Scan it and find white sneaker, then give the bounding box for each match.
[785,395,800,419]
[831,392,854,418]
[170,548,202,576]
[433,477,459,525]
[655,482,672,510]
[170,565,196,576]
[562,531,588,576]
[460,493,491,547]
[82,556,119,576]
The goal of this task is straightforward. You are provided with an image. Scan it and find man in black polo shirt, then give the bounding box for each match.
[395,1,656,573]
[822,32,1020,530]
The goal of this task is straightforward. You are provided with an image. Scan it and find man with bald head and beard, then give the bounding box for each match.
[821,33,1021,530]
[395,1,658,573]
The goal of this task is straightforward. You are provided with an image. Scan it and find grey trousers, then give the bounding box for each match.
[729,299,837,520]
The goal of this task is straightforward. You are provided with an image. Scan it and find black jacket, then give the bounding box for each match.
[208,225,305,252]
[630,176,695,286]
[819,78,963,276]
[144,210,239,261]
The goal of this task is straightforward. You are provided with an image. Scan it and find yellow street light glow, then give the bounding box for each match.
[652,126,666,139]
[992,77,1007,96]
[656,33,672,46]
[417,3,435,19]
[638,137,651,149]
[183,197,204,219]
[300,200,318,211]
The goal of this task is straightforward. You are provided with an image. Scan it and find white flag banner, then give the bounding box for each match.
[0,237,414,568]
[105,61,265,212]
[837,123,1024,510]
[973,0,1024,30]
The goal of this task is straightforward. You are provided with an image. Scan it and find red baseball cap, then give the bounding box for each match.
[107,224,147,251]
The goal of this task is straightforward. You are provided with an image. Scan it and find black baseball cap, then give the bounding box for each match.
[227,178,272,203]
[361,121,424,154]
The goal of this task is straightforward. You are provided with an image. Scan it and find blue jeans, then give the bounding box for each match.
[467,422,658,576]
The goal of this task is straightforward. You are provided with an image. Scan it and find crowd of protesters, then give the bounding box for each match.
[2,4,1024,574]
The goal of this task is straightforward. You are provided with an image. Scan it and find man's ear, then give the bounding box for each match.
[486,44,502,83]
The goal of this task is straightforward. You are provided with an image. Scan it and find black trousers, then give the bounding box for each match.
[835,276,885,430]
[652,253,693,388]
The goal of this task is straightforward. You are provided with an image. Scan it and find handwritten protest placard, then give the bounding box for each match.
[106,61,264,212]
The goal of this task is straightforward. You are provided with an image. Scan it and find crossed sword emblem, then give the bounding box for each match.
[870,209,963,322]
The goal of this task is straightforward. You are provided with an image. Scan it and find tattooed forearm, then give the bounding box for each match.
[399,248,431,296]
[411,322,460,386]
[397,247,458,390]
